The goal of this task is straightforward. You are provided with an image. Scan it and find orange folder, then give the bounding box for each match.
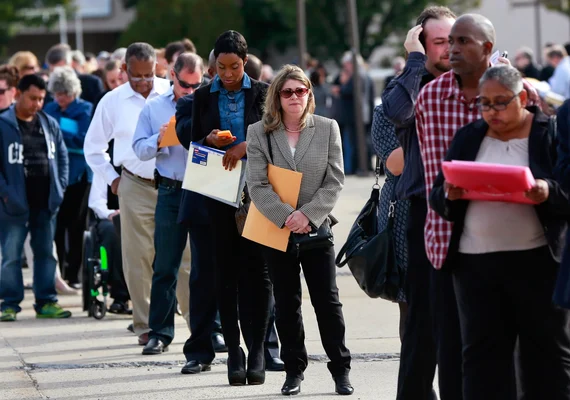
[242,165,302,252]
[159,115,180,148]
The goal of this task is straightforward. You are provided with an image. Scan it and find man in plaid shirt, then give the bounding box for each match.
[416,14,498,270]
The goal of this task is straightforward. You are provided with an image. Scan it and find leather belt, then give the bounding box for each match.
[122,167,155,185]
[156,174,183,190]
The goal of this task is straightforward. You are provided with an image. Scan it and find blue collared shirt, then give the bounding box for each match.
[132,86,188,181]
[210,73,251,149]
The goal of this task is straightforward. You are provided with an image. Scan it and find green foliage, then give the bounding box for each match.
[121,0,480,63]
[0,0,74,54]
[119,0,244,59]
[543,0,570,16]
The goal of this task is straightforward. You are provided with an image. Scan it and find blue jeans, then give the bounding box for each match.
[148,184,190,345]
[0,209,58,312]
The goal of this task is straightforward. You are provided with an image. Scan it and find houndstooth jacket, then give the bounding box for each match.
[246,114,344,230]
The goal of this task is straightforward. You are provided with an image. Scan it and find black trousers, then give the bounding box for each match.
[455,247,570,400]
[397,197,462,400]
[95,219,129,302]
[240,286,281,359]
[55,174,90,283]
[187,199,271,357]
[263,245,351,378]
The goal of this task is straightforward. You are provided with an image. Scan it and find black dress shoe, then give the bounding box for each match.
[109,301,132,315]
[212,333,228,353]
[334,375,354,396]
[142,338,169,355]
[227,347,246,386]
[266,356,285,371]
[181,360,211,374]
[127,323,134,333]
[281,376,302,396]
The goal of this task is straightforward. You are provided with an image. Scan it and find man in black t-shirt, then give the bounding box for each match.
[0,74,70,322]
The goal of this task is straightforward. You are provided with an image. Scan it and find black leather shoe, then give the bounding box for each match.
[266,356,285,371]
[142,338,168,355]
[127,323,134,333]
[109,301,132,315]
[227,347,246,386]
[212,333,228,353]
[334,375,354,396]
[181,360,211,374]
[281,376,302,396]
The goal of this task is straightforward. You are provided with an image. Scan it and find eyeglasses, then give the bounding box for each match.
[174,71,202,89]
[279,87,309,99]
[0,88,10,95]
[476,93,520,112]
[128,69,155,83]
[22,65,36,71]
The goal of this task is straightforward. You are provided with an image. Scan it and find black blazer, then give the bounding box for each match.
[78,73,105,105]
[430,107,570,264]
[190,78,268,144]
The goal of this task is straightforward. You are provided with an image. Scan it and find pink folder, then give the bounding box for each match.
[441,160,537,204]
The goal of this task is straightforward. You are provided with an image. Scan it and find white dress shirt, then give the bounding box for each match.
[84,78,171,184]
[88,172,115,220]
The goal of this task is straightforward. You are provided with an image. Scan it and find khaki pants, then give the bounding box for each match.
[118,170,190,336]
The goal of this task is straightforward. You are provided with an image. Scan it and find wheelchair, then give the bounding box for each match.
[81,222,110,320]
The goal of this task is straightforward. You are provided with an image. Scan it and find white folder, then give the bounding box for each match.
[182,142,246,208]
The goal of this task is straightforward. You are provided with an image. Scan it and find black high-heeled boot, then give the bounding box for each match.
[246,344,266,385]
[227,346,246,386]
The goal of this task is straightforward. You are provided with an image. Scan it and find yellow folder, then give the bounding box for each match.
[242,165,303,252]
[159,115,180,148]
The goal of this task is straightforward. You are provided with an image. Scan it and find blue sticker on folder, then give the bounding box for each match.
[192,148,208,166]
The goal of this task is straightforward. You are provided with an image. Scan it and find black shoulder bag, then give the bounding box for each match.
[335,158,402,300]
[265,133,334,256]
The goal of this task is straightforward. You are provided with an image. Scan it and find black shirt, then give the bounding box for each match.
[18,116,50,209]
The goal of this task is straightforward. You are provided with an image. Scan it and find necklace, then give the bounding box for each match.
[284,123,302,133]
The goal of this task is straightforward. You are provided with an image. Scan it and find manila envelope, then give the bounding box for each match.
[159,115,180,148]
[242,165,302,252]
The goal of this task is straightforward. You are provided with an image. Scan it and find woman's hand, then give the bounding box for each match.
[444,181,465,201]
[207,129,236,148]
[285,211,311,234]
[525,179,549,203]
[222,142,247,171]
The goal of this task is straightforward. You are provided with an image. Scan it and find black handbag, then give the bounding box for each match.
[335,158,403,300]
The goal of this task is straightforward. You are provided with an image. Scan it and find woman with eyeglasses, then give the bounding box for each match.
[430,65,570,399]
[246,65,353,396]
[189,30,271,387]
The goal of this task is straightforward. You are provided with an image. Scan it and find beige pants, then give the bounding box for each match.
[118,170,190,336]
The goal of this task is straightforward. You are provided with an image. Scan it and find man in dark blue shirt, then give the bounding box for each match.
[381,6,459,400]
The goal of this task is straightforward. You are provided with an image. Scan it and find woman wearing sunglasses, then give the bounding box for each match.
[430,65,570,399]
[246,65,353,396]
[189,30,271,387]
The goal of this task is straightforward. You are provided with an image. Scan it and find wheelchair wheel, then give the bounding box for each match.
[90,299,106,320]
[82,231,94,312]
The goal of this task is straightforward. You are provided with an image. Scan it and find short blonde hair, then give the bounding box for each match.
[8,51,38,75]
[263,64,315,133]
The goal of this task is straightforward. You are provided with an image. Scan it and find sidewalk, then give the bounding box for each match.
[0,176,416,400]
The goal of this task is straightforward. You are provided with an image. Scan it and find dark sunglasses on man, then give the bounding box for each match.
[174,71,203,90]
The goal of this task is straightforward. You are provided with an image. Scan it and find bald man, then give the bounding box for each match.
[416,14,539,399]
[207,49,216,79]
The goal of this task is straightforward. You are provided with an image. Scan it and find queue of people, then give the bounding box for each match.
[3,7,570,398]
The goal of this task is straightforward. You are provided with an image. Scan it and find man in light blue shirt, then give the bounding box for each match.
[549,55,570,100]
[132,52,204,355]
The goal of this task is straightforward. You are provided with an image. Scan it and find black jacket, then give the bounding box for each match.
[430,107,570,264]
[78,73,105,105]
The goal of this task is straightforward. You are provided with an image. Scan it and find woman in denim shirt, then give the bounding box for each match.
[190,31,271,387]
[44,66,93,287]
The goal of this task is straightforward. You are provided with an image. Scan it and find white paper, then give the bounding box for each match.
[182,143,246,208]
[490,50,500,66]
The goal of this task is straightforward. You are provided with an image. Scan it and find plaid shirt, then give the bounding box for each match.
[415,71,481,269]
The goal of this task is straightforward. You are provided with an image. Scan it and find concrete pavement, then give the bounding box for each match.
[0,176,425,400]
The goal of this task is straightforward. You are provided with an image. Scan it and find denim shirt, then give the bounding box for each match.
[210,73,251,149]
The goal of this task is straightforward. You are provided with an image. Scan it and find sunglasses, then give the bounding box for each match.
[174,71,202,89]
[128,69,155,83]
[279,87,309,99]
[0,88,11,95]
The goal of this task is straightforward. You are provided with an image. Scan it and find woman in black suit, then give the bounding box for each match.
[190,30,271,387]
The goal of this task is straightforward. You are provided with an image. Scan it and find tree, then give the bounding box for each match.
[122,0,480,63]
[543,0,570,17]
[0,0,73,55]
[120,0,244,58]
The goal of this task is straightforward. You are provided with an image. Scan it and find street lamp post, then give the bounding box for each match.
[296,0,307,68]
[346,0,368,175]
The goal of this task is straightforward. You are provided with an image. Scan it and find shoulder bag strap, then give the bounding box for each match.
[266,133,274,164]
